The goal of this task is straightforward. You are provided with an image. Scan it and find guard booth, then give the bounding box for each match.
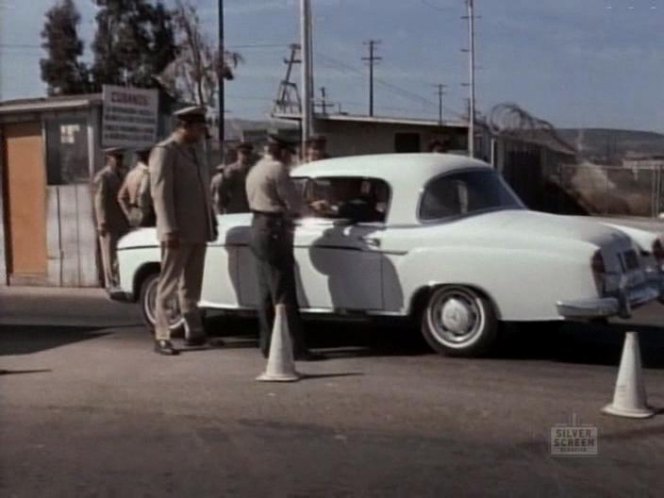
[0,88,164,287]
[0,95,104,287]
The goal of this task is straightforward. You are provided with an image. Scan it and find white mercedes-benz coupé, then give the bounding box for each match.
[111,154,664,356]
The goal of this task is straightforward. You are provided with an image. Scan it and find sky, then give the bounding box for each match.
[0,0,662,132]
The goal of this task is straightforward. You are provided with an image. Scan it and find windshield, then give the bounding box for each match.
[419,170,523,221]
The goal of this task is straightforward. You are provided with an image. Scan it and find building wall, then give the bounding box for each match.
[314,121,467,157]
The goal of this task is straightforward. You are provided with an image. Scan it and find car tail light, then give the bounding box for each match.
[652,239,664,268]
[592,250,606,292]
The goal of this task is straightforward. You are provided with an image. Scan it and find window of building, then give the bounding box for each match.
[394,132,421,153]
[45,118,89,185]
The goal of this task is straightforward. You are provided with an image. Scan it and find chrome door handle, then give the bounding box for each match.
[359,236,381,248]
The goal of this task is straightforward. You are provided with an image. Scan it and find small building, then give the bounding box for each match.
[272,113,472,156]
[0,94,106,287]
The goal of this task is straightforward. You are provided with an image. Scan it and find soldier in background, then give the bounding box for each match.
[150,106,217,356]
[304,134,330,163]
[245,134,321,361]
[211,141,254,214]
[118,148,154,228]
[427,139,447,153]
[94,147,129,291]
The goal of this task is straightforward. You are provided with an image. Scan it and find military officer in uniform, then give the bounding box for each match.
[211,141,254,214]
[150,106,216,356]
[245,135,321,361]
[94,147,129,290]
[118,148,154,228]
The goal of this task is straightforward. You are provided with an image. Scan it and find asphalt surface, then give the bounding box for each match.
[1,287,664,497]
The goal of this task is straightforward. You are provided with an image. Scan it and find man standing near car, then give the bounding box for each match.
[245,135,320,360]
[211,141,254,214]
[118,148,154,228]
[94,147,129,291]
[150,106,216,356]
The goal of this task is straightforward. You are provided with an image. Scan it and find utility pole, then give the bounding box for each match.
[465,0,476,158]
[300,0,314,151]
[218,0,225,156]
[362,39,381,117]
[318,87,332,115]
[434,84,447,124]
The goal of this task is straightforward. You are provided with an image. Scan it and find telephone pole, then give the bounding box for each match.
[300,0,314,150]
[434,84,447,124]
[465,0,477,157]
[218,0,225,154]
[317,87,332,115]
[362,39,381,117]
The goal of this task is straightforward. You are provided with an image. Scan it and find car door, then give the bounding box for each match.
[294,219,384,311]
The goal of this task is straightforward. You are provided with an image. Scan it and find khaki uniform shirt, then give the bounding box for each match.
[118,162,151,222]
[211,160,252,214]
[245,154,302,216]
[149,135,216,243]
[94,165,129,233]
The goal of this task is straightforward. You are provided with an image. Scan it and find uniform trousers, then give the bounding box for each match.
[250,213,307,357]
[99,232,121,288]
[155,243,207,341]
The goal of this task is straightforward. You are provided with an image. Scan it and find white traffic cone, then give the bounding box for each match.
[602,331,655,418]
[256,304,300,382]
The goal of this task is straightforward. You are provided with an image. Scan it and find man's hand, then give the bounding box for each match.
[162,232,180,249]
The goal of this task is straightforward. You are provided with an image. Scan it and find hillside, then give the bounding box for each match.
[557,128,664,160]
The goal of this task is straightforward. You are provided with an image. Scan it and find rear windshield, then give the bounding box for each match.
[419,170,523,221]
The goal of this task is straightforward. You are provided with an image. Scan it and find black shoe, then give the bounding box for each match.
[184,336,208,347]
[154,340,179,356]
[295,350,326,362]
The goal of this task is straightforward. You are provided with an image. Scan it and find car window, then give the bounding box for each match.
[294,177,390,223]
[420,170,522,221]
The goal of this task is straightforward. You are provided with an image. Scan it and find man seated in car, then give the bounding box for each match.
[307,179,384,223]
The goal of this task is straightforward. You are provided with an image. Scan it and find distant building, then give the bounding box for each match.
[272,112,474,157]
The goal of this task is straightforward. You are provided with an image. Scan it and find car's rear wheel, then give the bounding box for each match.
[139,273,185,334]
[420,285,498,357]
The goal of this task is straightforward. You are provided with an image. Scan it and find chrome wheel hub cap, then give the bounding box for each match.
[440,298,473,334]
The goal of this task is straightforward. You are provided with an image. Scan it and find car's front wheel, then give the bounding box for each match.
[139,273,185,334]
[420,285,498,357]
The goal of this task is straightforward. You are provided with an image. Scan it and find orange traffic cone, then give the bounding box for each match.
[602,331,655,418]
[256,304,300,382]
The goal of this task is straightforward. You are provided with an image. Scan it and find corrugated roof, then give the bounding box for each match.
[0,94,102,115]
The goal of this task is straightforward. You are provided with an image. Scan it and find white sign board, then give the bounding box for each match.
[102,85,159,149]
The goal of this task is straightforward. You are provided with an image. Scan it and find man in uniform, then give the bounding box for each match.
[245,135,321,361]
[303,134,330,163]
[150,106,216,356]
[118,148,154,228]
[211,141,254,214]
[94,147,129,291]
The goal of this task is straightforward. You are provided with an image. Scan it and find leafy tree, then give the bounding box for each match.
[40,0,89,95]
[90,0,177,90]
[156,0,243,108]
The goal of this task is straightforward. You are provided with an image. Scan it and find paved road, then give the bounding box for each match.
[1,288,664,497]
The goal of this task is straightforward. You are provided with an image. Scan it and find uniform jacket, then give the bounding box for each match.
[211,160,252,214]
[93,165,129,233]
[149,135,216,243]
[245,154,302,216]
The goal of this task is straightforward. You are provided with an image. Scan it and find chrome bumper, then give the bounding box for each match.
[556,276,663,320]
